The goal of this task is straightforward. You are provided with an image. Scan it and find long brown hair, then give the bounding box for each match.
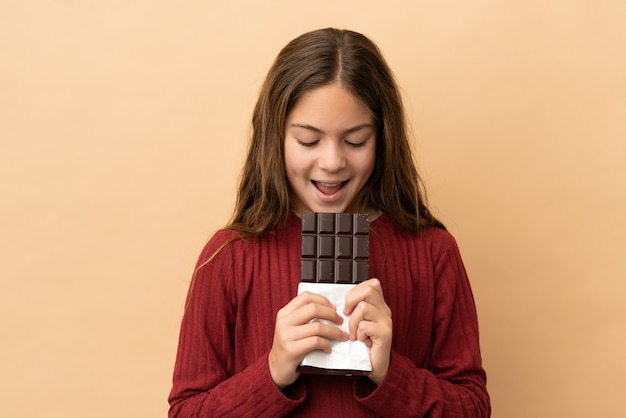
[227,28,444,236]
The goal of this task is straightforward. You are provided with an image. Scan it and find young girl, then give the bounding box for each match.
[168,28,490,417]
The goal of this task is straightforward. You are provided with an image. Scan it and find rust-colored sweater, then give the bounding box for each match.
[169,213,490,417]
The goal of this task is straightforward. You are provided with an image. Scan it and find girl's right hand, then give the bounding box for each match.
[268,291,348,389]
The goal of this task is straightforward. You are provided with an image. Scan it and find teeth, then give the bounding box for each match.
[321,183,340,187]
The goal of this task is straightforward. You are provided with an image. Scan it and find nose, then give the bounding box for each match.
[317,141,347,173]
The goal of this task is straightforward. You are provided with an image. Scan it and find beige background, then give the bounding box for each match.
[1,1,624,417]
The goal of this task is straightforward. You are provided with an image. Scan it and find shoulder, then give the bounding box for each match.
[195,215,300,268]
[421,226,458,251]
[194,229,247,270]
[371,213,460,264]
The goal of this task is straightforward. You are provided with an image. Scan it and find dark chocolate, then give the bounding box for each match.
[300,212,369,284]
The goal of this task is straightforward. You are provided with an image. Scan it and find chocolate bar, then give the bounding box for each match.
[300,212,369,284]
[298,212,372,375]
[298,212,372,376]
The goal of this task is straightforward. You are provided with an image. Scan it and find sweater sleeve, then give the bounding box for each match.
[354,234,490,417]
[168,233,305,417]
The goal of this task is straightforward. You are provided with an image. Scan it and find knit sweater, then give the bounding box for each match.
[168,213,490,417]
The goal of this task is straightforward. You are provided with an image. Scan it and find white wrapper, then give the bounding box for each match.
[297,282,372,373]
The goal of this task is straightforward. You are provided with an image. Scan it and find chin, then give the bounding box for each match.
[315,204,354,214]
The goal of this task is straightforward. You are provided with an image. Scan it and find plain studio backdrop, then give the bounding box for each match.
[1,1,624,417]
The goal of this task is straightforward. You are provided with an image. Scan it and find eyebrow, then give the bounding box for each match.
[288,123,374,136]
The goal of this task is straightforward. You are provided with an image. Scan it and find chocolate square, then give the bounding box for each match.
[300,212,369,284]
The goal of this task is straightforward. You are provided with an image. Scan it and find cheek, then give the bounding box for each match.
[365,155,376,175]
[283,144,295,175]
[285,148,310,173]
[285,164,298,187]
[359,147,377,179]
[284,150,307,184]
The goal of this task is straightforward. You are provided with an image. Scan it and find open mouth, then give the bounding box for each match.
[313,180,347,196]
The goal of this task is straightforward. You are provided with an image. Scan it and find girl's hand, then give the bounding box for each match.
[344,278,393,385]
[268,291,349,389]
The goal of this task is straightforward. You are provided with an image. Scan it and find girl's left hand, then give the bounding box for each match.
[343,278,392,385]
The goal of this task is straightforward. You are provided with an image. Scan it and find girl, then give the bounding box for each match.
[168,28,490,417]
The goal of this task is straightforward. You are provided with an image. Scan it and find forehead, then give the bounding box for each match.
[286,84,374,132]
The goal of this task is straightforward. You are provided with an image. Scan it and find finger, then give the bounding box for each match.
[355,320,391,344]
[289,335,335,356]
[283,291,336,313]
[343,278,386,316]
[285,303,344,327]
[356,320,392,386]
[356,321,373,347]
[278,292,338,322]
[347,301,385,340]
[281,322,350,357]
[287,320,350,343]
[270,333,337,388]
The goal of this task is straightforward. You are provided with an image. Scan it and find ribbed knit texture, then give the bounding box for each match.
[168,213,490,417]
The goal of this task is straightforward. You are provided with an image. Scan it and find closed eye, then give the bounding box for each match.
[345,134,373,148]
[296,139,319,147]
[345,140,366,148]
